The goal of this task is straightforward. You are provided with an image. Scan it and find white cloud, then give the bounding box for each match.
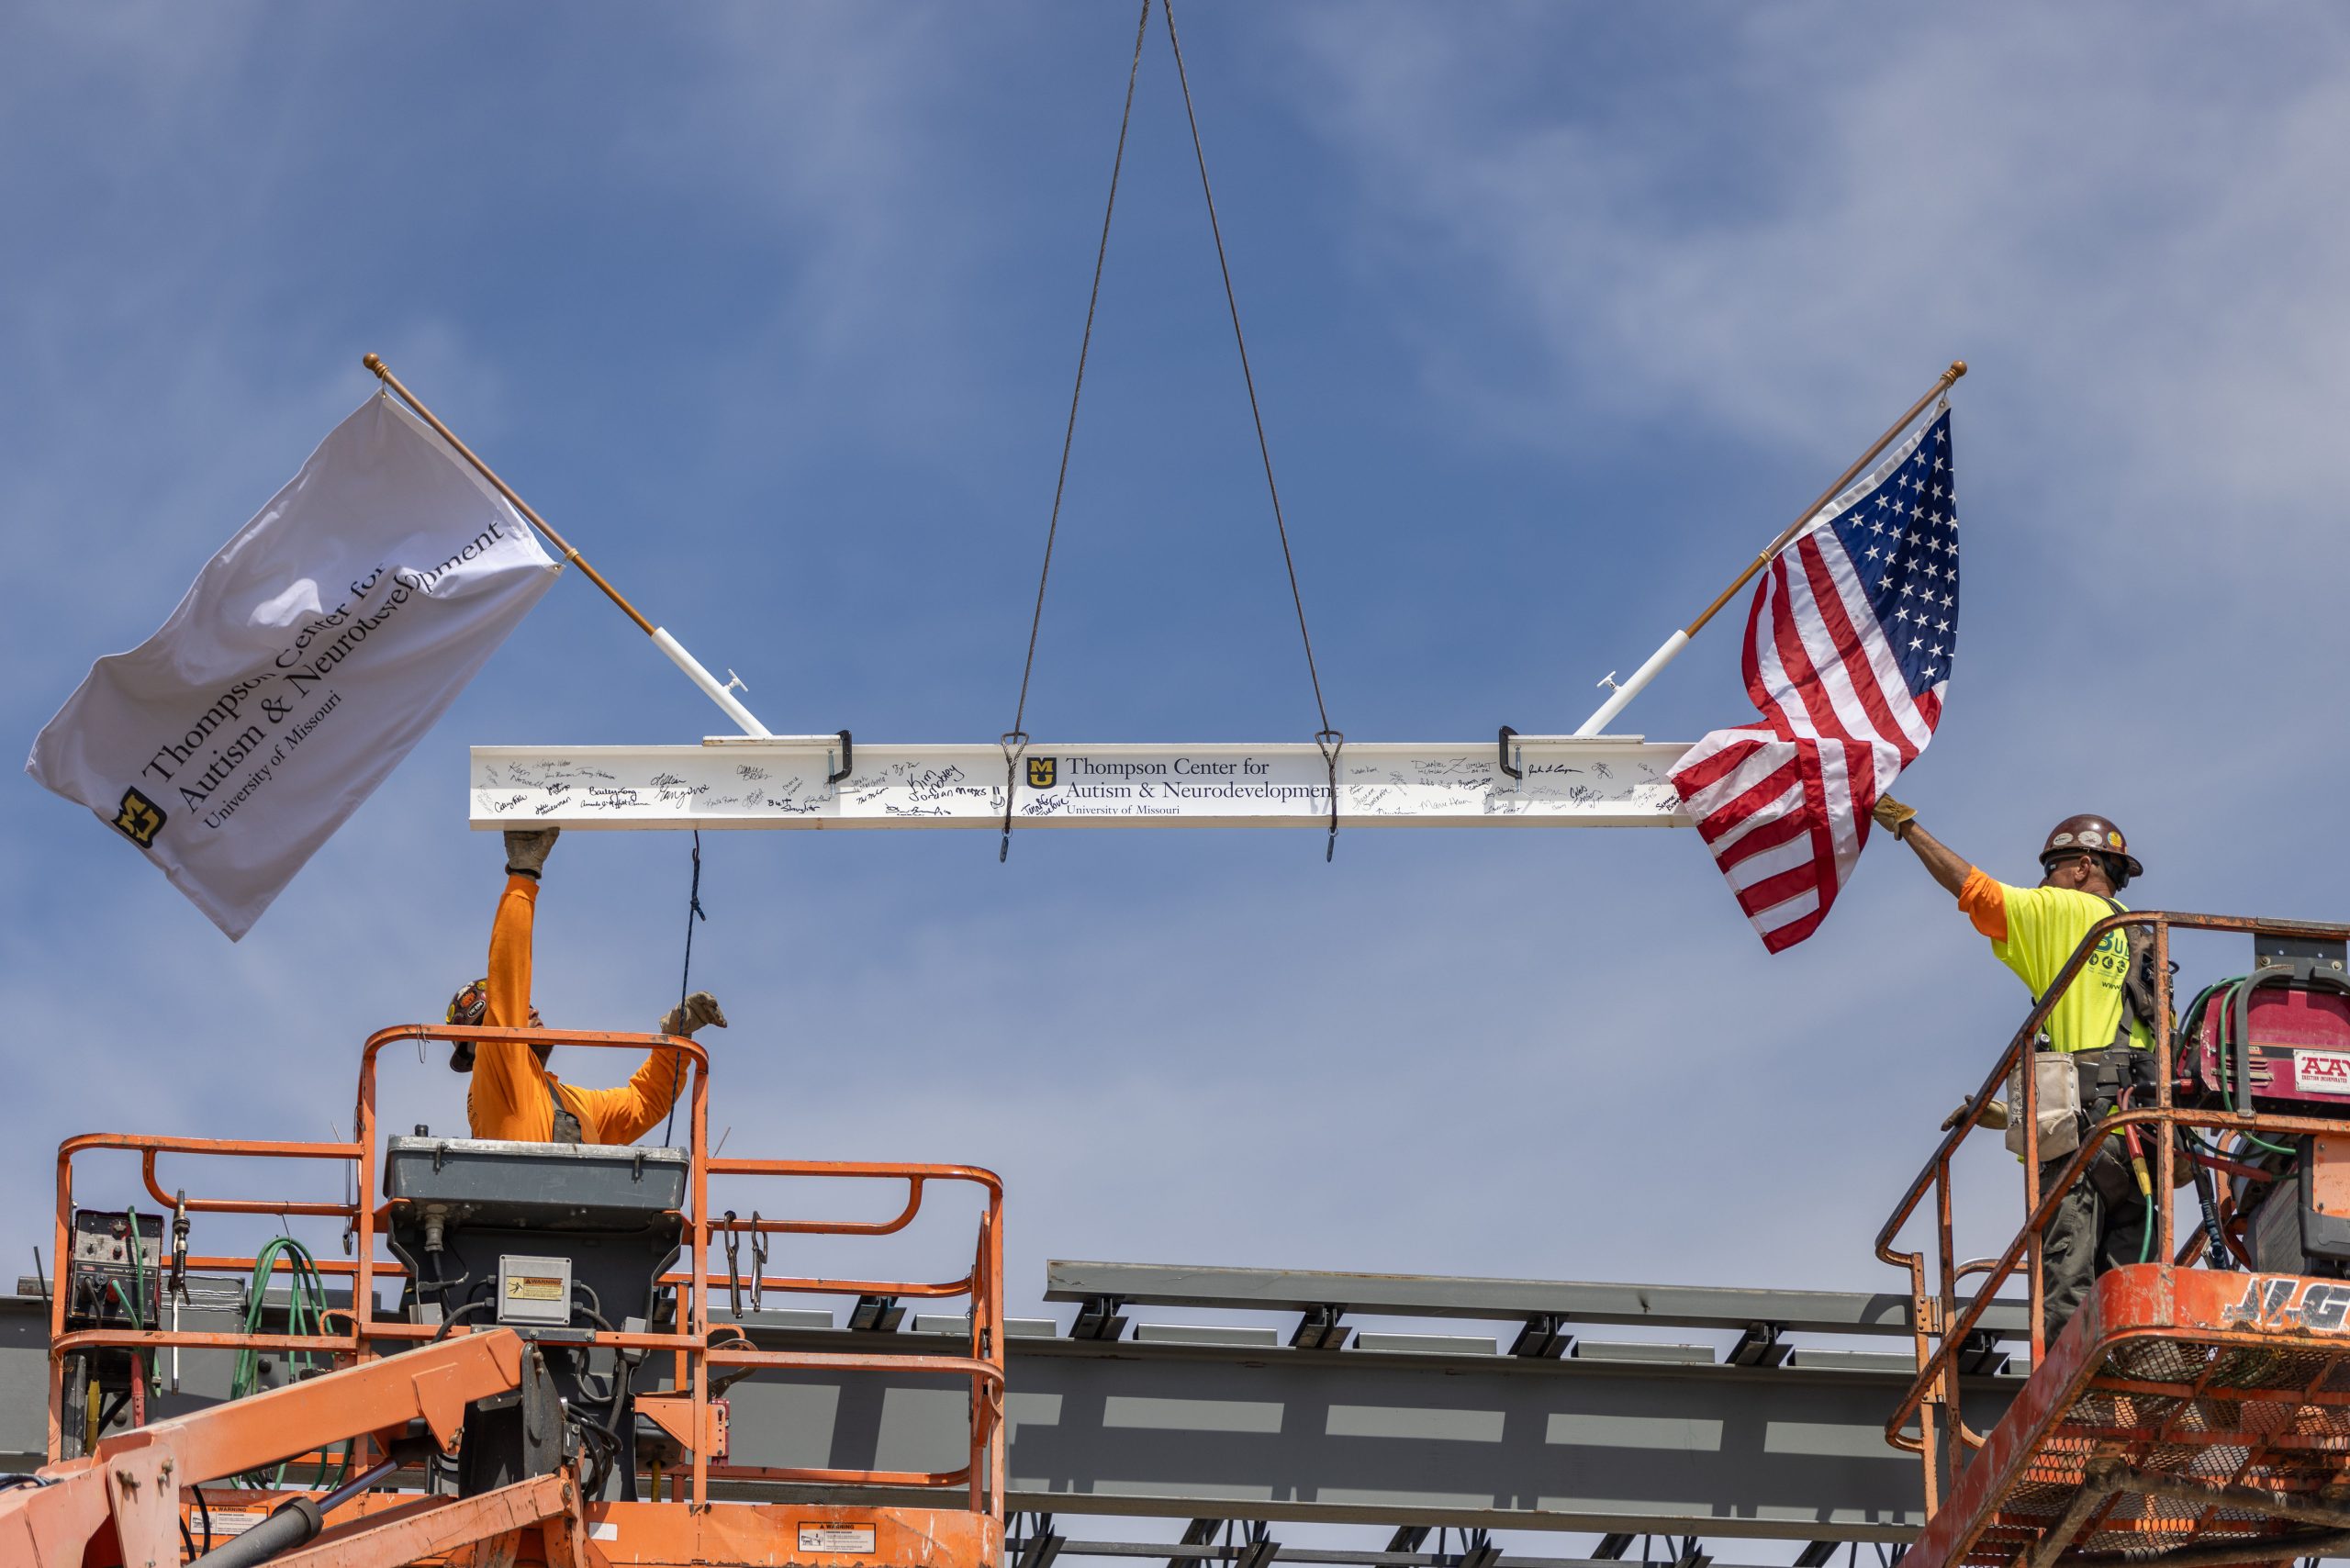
[1284,6,2350,540]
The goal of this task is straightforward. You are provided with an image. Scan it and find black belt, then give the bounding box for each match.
[2064,1043,2156,1115]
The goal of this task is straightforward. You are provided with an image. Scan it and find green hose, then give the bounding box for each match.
[123,1205,145,1329]
[2177,979,2230,1108]
[2177,976,2303,1156]
[228,1238,349,1490]
[120,1207,154,1404]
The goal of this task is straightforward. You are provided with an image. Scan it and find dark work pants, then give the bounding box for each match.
[2040,1144,2149,1344]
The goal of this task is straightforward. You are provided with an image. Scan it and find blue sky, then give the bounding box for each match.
[6,2,2349,1338]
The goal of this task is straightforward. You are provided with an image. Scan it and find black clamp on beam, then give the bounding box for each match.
[1498,725,1522,781]
[1727,1321,1791,1368]
[827,729,854,786]
[1291,1303,1350,1351]
[1508,1312,1572,1360]
[848,1294,903,1333]
[1957,1328,2009,1377]
[1234,1525,1280,1568]
[1013,1514,1066,1568]
[1069,1295,1128,1341]
[1168,1518,1223,1568]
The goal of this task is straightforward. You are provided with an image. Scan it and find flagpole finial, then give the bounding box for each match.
[364,353,386,377]
[1947,360,1967,381]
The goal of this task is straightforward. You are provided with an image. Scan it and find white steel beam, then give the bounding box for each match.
[468,738,1693,831]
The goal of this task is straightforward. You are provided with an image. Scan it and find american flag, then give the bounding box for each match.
[1671,409,1958,952]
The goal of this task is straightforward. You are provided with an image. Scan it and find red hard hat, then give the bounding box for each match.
[2040,814,2143,885]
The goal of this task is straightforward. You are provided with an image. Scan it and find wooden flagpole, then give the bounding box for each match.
[1574,359,1965,736]
[362,353,771,737]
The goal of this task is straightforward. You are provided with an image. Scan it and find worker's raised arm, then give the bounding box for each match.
[574,991,727,1147]
[1872,794,1975,898]
[467,830,561,1139]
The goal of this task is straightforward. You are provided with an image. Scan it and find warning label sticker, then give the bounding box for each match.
[207,1509,271,1536]
[507,1275,565,1301]
[799,1525,878,1553]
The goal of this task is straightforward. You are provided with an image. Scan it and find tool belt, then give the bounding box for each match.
[2067,1044,2156,1205]
[2009,1042,2155,1207]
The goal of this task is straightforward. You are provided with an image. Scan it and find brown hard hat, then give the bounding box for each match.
[2040,814,2143,885]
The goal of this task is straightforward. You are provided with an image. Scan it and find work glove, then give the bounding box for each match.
[1941,1097,2009,1132]
[1871,793,1918,840]
[660,991,728,1038]
[504,825,560,878]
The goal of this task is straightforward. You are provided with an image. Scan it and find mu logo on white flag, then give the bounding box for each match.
[28,393,560,938]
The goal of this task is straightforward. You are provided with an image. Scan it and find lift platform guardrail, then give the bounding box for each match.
[1876,909,2350,1568]
[43,1021,1007,1565]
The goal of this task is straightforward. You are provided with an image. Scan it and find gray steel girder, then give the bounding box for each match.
[968,1337,1981,1540]
[0,1282,2008,1543]
[1044,1262,2031,1341]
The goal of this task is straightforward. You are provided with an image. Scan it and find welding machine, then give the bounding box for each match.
[2177,934,2350,1274]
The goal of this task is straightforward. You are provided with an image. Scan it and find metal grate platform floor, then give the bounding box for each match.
[1910,1266,2350,1568]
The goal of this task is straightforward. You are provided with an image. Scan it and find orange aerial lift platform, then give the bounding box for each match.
[0,1023,1005,1567]
[1880,910,2350,1568]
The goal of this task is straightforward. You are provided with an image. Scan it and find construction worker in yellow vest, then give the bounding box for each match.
[444,826,726,1146]
[1873,797,2160,1340]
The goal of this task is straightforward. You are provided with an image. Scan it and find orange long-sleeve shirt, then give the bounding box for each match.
[464,874,687,1145]
[1957,867,2009,942]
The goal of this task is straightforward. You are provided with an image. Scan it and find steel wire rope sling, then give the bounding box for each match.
[659,828,707,1151]
[999,0,1345,863]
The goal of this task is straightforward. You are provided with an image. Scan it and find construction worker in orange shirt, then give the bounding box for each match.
[1873,796,2162,1339]
[445,826,726,1145]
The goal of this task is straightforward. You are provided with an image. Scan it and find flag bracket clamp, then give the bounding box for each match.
[697,730,858,799]
[1492,732,1646,794]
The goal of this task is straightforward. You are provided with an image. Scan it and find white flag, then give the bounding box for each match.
[28,393,560,938]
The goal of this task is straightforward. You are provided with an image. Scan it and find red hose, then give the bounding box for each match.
[2188,1148,2275,1183]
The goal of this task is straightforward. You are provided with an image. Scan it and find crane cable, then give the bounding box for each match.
[1000,0,1151,864]
[1001,0,1343,863]
[1162,0,1342,859]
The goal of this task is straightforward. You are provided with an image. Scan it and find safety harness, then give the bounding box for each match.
[2027,902,2164,1203]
